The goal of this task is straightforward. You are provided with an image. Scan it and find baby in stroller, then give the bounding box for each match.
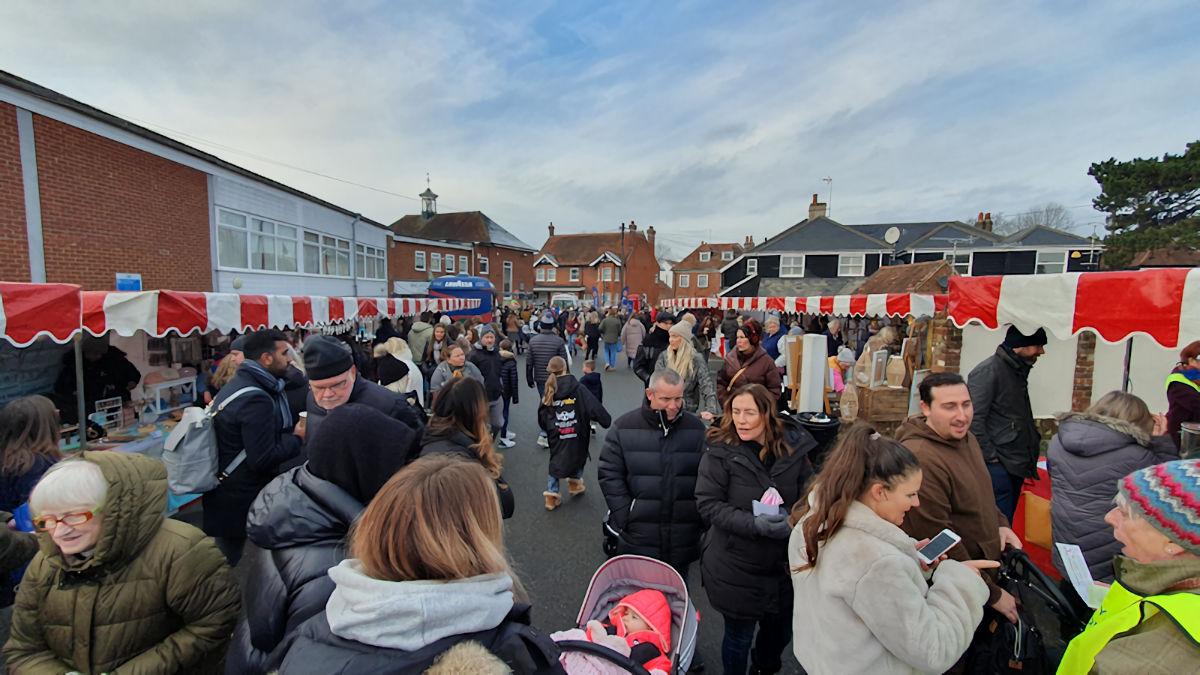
[583,589,672,672]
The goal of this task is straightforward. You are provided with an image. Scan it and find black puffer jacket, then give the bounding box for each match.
[696,415,815,620]
[633,327,671,385]
[420,429,515,519]
[227,467,362,674]
[470,344,504,401]
[1048,412,1179,582]
[967,345,1040,478]
[526,330,568,387]
[597,399,707,571]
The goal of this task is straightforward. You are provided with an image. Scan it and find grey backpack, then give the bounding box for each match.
[162,386,266,495]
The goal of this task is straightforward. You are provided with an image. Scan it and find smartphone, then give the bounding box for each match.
[916,529,962,565]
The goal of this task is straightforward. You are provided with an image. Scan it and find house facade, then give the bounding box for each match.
[671,238,748,298]
[720,195,1102,297]
[533,220,662,307]
[387,189,536,299]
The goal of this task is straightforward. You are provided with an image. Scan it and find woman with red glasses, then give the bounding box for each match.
[3,452,240,674]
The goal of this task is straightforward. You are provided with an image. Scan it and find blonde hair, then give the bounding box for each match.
[1088,390,1154,435]
[0,395,63,476]
[351,454,510,582]
[211,355,240,392]
[664,334,697,380]
[30,458,107,517]
[542,356,568,405]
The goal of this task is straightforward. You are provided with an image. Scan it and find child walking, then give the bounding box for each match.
[497,339,519,448]
[538,356,611,511]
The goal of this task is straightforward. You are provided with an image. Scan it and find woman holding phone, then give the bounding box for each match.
[789,425,996,674]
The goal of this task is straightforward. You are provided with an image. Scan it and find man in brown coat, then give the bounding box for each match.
[897,371,1023,625]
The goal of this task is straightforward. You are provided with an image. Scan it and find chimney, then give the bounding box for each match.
[646,225,656,253]
[808,193,828,220]
[629,220,637,232]
[744,235,754,248]
[978,212,993,233]
[548,221,555,237]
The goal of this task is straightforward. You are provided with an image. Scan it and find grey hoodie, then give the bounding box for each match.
[1048,412,1179,582]
[324,559,515,651]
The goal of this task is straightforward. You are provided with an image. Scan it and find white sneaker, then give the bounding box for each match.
[498,437,516,449]
[505,431,517,440]
[537,435,549,448]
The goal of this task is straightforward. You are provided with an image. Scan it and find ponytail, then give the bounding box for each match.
[792,424,920,571]
[542,356,567,405]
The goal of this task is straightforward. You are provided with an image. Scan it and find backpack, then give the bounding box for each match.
[162,386,266,495]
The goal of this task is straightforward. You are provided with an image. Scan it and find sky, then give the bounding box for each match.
[1,1,1197,261]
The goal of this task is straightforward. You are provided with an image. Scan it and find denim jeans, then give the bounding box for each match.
[546,471,583,493]
[721,611,791,675]
[604,342,620,368]
[501,397,511,437]
[988,462,1025,524]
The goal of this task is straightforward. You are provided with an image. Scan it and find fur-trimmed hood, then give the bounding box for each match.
[1055,411,1151,454]
[424,640,511,674]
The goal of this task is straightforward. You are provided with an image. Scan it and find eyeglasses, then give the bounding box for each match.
[310,376,353,395]
[34,511,96,532]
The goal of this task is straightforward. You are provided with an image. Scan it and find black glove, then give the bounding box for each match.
[754,513,793,540]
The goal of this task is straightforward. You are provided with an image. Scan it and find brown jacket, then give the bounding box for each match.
[896,416,1008,604]
[717,346,781,404]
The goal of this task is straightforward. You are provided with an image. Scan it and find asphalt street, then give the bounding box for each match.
[502,350,805,674]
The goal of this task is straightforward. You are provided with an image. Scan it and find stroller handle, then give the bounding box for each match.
[555,640,655,675]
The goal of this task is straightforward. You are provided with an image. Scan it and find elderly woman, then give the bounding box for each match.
[762,315,785,361]
[4,452,240,673]
[1059,459,1200,672]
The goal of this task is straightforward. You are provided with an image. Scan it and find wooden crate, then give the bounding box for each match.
[859,385,909,422]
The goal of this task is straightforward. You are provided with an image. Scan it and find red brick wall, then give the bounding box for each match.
[388,240,472,283]
[0,103,29,281]
[32,115,211,291]
[1071,332,1096,412]
[476,245,534,296]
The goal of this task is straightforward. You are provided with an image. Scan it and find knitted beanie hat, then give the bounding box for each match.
[668,322,692,339]
[1118,459,1200,555]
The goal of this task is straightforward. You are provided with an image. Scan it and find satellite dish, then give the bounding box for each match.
[884,227,901,245]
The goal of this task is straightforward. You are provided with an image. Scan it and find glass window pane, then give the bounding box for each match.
[277,224,296,239]
[445,255,455,272]
[219,210,246,228]
[338,240,350,251]
[356,244,365,254]
[337,251,350,276]
[252,218,275,234]
[415,251,426,270]
[322,247,337,275]
[218,226,247,268]
[251,234,276,270]
[459,256,468,273]
[304,243,320,273]
[323,236,336,246]
[277,238,297,272]
[305,232,319,243]
[356,253,366,276]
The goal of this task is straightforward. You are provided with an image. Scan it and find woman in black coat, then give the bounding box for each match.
[696,383,815,675]
[537,356,610,511]
[229,403,416,674]
[419,377,515,519]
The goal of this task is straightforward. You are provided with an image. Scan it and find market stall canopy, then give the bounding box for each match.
[662,293,947,318]
[0,282,83,347]
[948,268,1200,348]
[82,290,480,337]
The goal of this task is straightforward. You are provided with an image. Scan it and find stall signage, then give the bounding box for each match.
[115,273,142,291]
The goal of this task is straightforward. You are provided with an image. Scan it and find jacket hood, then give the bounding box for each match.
[409,321,433,335]
[552,374,580,397]
[499,349,515,360]
[246,466,362,550]
[644,326,670,348]
[610,588,672,655]
[1055,412,1152,457]
[895,415,967,453]
[325,559,515,651]
[426,641,510,674]
[41,451,166,571]
[996,344,1033,378]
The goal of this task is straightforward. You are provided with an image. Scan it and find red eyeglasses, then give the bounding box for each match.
[33,511,96,532]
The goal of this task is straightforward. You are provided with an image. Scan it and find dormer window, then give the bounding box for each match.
[721,251,733,261]
[699,251,711,262]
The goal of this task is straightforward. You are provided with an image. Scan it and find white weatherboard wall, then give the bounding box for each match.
[1092,336,1178,413]
[960,324,1077,418]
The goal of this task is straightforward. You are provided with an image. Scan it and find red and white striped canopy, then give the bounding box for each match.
[949,268,1200,348]
[662,294,947,318]
[0,283,479,345]
[82,290,479,338]
[0,282,83,346]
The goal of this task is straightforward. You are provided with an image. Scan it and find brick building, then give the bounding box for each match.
[0,70,391,296]
[533,220,662,307]
[387,188,536,299]
[671,239,747,298]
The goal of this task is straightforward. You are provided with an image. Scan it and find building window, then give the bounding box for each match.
[746,258,758,275]
[699,251,711,262]
[220,207,362,277]
[536,268,545,282]
[503,261,513,293]
[478,256,489,275]
[415,251,426,271]
[431,253,442,272]
[570,267,580,282]
[303,232,320,273]
[614,268,620,281]
[679,273,690,288]
[356,244,385,280]
[722,250,733,261]
[698,274,709,288]
[445,254,455,273]
[1036,251,1067,274]
[602,267,612,282]
[459,255,469,274]
[217,210,249,268]
[944,252,970,275]
[780,254,804,277]
[838,253,865,277]
[547,268,557,282]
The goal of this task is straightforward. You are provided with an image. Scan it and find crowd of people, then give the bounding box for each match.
[0,299,1197,674]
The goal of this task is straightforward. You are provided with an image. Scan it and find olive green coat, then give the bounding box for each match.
[3,451,240,674]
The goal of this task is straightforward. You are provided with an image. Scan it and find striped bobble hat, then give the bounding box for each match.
[1118,460,1200,555]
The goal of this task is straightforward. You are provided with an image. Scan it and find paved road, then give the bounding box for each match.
[502,351,804,673]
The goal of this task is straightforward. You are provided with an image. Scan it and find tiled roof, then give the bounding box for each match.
[853,260,955,294]
[389,211,535,251]
[758,276,862,297]
[1003,225,1093,247]
[1129,247,1200,268]
[753,217,889,253]
[537,232,647,266]
[675,242,744,271]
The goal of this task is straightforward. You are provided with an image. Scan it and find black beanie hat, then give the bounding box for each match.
[303,335,354,380]
[306,403,414,504]
[1004,326,1048,349]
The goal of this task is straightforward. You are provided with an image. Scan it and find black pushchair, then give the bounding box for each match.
[555,554,700,674]
[967,548,1092,674]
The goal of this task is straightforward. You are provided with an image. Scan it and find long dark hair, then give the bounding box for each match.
[428,377,502,479]
[0,395,63,475]
[792,424,920,570]
[707,384,791,462]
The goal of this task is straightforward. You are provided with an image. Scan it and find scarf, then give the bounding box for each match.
[241,360,292,429]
